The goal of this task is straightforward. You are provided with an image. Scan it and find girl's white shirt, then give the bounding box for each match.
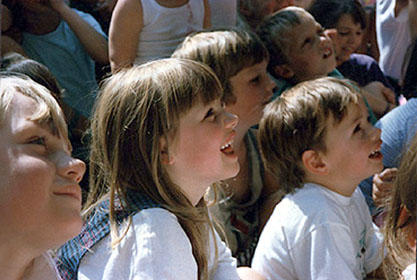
[23,253,61,280]
[402,263,416,280]
[78,208,240,279]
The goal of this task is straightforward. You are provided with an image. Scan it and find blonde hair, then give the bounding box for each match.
[85,58,223,280]
[172,29,269,105]
[0,73,69,143]
[383,133,417,278]
[259,77,360,193]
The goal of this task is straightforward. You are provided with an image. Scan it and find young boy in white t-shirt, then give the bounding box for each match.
[252,77,384,279]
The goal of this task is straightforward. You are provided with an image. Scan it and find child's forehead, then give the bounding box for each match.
[284,12,318,45]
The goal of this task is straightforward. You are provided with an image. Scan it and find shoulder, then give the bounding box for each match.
[79,208,197,279]
[271,184,343,230]
[130,208,188,242]
[350,53,378,65]
[72,8,106,35]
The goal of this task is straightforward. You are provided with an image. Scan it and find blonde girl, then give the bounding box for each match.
[383,133,417,279]
[58,58,255,279]
[0,73,85,280]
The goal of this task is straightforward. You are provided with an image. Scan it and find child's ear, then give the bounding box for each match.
[274,64,295,80]
[159,137,174,165]
[302,150,328,175]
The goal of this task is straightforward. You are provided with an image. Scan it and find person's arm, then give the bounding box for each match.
[361,82,396,118]
[1,35,27,57]
[237,267,266,280]
[48,0,109,64]
[203,0,211,28]
[409,0,417,39]
[108,0,143,72]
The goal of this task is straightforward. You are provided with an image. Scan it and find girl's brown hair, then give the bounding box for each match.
[383,133,417,278]
[85,58,223,279]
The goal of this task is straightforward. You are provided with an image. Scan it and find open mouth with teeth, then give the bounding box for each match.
[368,150,383,160]
[220,141,235,155]
[323,47,333,59]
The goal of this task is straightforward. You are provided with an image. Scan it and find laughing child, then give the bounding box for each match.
[252,77,384,279]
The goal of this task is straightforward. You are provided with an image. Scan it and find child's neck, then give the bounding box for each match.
[305,174,358,197]
[224,143,250,203]
[0,245,36,280]
[222,125,253,203]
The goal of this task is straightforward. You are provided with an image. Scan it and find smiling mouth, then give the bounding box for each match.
[221,140,235,155]
[323,47,333,59]
[369,150,383,159]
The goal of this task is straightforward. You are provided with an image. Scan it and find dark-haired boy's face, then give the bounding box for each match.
[284,11,336,82]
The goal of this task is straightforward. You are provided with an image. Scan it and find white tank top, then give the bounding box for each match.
[134,0,205,65]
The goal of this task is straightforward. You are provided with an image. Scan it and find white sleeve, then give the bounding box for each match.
[210,229,240,280]
[129,209,198,279]
[78,208,199,280]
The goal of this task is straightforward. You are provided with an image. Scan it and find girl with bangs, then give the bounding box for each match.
[58,58,264,280]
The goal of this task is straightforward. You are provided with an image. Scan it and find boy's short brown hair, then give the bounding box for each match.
[257,7,304,77]
[172,29,269,105]
[259,77,360,193]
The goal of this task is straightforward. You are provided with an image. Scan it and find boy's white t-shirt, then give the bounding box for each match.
[252,183,383,280]
[78,208,239,280]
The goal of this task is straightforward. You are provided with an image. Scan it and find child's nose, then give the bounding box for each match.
[57,153,87,183]
[223,111,239,129]
[266,75,276,93]
[370,126,382,142]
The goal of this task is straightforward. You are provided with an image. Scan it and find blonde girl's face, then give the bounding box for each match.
[0,92,86,251]
[165,98,239,205]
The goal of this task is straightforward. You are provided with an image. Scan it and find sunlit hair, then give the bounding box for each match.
[0,73,68,143]
[257,7,305,75]
[309,0,366,30]
[85,58,223,280]
[259,77,360,193]
[382,133,417,278]
[172,28,268,105]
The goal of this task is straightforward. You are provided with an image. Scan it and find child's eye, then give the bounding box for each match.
[204,108,215,120]
[303,37,312,46]
[353,124,361,134]
[250,76,260,84]
[28,136,46,146]
[338,31,350,36]
[366,115,372,123]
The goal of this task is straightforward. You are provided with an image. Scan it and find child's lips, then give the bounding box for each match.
[220,131,237,157]
[53,185,82,202]
[323,47,333,59]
